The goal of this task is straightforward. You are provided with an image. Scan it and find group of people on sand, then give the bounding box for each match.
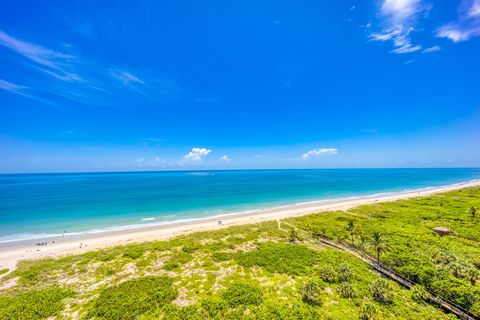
[35,241,54,246]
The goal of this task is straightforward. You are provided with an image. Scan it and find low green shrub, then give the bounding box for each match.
[337,281,356,299]
[142,304,206,320]
[87,276,177,320]
[0,269,8,275]
[161,252,194,271]
[236,242,318,275]
[300,280,324,306]
[0,286,73,320]
[201,298,229,317]
[371,278,394,304]
[359,299,382,320]
[410,285,430,302]
[123,245,146,259]
[211,252,232,262]
[97,251,117,262]
[319,265,338,283]
[338,263,353,282]
[222,282,263,307]
[14,259,57,284]
[163,261,180,271]
[182,243,200,254]
[254,302,321,319]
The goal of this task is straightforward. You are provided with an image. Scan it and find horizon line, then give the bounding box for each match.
[1,166,480,175]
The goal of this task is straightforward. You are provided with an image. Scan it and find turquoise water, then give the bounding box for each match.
[1,168,479,243]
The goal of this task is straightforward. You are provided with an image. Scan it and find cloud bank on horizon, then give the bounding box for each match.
[302,148,338,160]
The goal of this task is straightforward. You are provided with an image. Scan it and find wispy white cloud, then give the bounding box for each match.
[0,78,28,94]
[179,147,212,165]
[0,30,73,69]
[0,29,183,106]
[0,78,56,105]
[0,30,82,82]
[469,0,480,16]
[370,0,430,54]
[220,155,231,162]
[436,0,480,42]
[421,45,441,53]
[302,148,338,160]
[111,70,145,86]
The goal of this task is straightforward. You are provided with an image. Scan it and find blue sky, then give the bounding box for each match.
[1,0,479,173]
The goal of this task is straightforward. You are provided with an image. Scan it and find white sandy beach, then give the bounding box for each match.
[1,180,479,275]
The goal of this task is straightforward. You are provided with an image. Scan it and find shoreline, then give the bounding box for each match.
[1,179,479,274]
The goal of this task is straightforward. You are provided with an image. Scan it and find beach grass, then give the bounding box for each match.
[0,187,479,319]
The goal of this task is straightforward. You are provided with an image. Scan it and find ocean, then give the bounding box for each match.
[1,168,479,243]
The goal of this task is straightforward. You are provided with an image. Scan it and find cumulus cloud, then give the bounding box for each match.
[302,148,338,160]
[179,148,212,165]
[220,155,231,162]
[370,0,429,54]
[436,0,480,42]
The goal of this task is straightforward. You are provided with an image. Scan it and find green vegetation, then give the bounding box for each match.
[370,231,388,262]
[0,286,73,320]
[293,187,480,316]
[0,269,8,276]
[370,278,394,304]
[1,187,479,319]
[410,285,430,302]
[319,265,338,283]
[301,280,324,305]
[235,242,319,275]
[470,206,477,219]
[88,276,177,319]
[222,282,263,307]
[336,281,356,299]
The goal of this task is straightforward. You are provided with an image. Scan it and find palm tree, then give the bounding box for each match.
[289,228,298,243]
[346,220,356,244]
[371,231,388,262]
[466,267,479,286]
[469,206,477,219]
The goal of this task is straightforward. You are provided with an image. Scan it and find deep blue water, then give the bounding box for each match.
[1,168,479,243]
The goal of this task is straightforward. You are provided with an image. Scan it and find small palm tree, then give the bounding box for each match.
[289,228,298,243]
[371,231,388,262]
[469,206,477,219]
[466,267,479,286]
[346,220,356,244]
[358,232,369,251]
